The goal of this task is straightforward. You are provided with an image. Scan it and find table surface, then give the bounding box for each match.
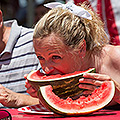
[1,105,120,120]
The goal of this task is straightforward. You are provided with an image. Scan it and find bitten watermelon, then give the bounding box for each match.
[38,81,114,116]
[27,68,115,116]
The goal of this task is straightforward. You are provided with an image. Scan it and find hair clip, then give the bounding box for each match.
[44,2,92,20]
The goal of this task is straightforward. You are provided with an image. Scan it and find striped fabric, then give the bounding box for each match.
[73,0,120,45]
[0,20,40,94]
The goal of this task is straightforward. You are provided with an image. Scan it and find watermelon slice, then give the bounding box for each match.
[27,68,95,87]
[38,81,114,116]
[27,68,115,116]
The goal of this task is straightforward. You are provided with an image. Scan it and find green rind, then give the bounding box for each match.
[27,68,95,88]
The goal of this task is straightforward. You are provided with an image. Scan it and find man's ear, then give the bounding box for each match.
[78,40,86,58]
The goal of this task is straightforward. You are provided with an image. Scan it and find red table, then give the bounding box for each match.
[2,108,120,120]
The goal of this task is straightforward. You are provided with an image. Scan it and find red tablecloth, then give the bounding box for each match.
[2,108,120,120]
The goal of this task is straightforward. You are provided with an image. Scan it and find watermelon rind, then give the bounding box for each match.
[27,68,95,87]
[38,81,115,116]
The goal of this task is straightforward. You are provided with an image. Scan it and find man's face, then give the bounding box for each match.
[34,33,82,75]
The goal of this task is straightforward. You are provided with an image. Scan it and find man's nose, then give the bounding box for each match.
[44,66,54,74]
[42,60,54,74]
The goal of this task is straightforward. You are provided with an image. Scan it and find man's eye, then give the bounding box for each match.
[37,56,44,60]
[52,55,62,59]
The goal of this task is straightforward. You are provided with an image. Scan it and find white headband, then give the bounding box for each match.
[44,2,92,20]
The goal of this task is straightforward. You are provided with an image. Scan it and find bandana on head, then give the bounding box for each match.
[44,2,92,20]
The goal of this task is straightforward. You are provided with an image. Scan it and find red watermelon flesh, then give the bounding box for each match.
[38,81,115,116]
[27,68,95,81]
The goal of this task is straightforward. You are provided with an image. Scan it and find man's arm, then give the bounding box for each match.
[0,84,39,108]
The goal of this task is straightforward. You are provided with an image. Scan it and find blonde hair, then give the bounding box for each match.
[33,3,109,52]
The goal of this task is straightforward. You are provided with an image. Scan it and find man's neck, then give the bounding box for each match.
[0,26,11,54]
[80,51,96,71]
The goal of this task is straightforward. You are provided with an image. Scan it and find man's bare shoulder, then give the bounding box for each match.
[103,45,120,55]
[104,45,120,65]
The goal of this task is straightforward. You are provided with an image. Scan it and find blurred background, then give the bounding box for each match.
[0,0,66,28]
[0,0,120,45]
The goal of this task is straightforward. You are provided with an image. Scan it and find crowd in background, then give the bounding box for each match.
[0,0,66,27]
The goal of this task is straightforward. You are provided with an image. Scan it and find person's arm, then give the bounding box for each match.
[0,84,39,108]
[109,46,120,104]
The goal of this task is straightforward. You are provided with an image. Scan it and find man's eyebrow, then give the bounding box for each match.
[48,52,58,55]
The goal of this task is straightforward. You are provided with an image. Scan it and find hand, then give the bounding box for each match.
[0,82,39,108]
[79,73,111,96]
[78,72,120,106]
[24,74,38,98]
[0,84,19,107]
